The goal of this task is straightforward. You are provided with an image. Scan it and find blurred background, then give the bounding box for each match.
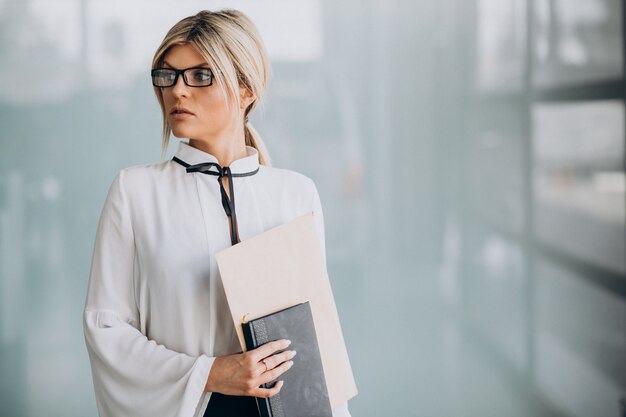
[0,0,625,416]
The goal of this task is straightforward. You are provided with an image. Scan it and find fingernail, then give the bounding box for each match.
[285,339,292,346]
[287,360,294,368]
[290,350,297,358]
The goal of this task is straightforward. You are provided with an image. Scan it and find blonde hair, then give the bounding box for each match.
[151,9,272,165]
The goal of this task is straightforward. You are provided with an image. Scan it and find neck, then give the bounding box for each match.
[188,124,247,167]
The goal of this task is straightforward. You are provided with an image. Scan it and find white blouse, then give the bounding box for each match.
[83,140,351,417]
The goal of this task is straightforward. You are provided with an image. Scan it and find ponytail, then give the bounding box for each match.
[244,120,271,166]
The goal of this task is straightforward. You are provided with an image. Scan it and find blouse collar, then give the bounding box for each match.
[174,140,260,174]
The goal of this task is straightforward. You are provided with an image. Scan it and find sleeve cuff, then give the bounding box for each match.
[180,354,215,417]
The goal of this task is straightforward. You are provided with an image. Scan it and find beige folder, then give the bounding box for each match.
[215,212,357,407]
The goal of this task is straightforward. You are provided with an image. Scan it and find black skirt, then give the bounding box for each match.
[203,392,260,417]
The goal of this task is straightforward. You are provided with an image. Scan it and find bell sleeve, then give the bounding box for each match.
[308,180,353,417]
[83,170,213,417]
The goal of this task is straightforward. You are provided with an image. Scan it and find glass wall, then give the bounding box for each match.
[0,0,624,416]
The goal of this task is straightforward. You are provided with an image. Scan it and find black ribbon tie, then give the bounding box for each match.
[173,156,259,246]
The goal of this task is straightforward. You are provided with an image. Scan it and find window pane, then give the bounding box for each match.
[475,0,527,92]
[534,256,626,416]
[532,0,624,88]
[467,103,526,232]
[464,224,528,372]
[532,100,626,274]
[0,0,83,103]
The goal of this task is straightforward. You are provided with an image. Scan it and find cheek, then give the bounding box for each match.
[200,90,226,111]
[162,92,176,109]
[198,91,234,120]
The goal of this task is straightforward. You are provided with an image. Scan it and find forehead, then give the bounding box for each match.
[162,44,208,68]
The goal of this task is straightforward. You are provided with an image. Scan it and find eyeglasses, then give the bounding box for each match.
[151,67,214,88]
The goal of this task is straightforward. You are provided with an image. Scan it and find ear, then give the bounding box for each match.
[239,85,256,110]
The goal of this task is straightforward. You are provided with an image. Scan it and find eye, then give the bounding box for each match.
[191,69,212,81]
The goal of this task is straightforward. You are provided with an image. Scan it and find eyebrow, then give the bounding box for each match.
[162,60,210,69]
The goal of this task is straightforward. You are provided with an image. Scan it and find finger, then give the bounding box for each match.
[258,359,294,385]
[249,339,291,362]
[253,359,270,377]
[262,350,297,371]
[252,380,284,399]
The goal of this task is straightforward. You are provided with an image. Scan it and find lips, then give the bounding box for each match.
[170,106,194,115]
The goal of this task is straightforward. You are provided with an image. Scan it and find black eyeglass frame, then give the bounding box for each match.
[151,67,215,88]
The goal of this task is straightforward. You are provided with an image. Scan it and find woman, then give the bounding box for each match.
[83,9,351,417]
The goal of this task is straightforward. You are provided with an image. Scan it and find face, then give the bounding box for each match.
[159,43,253,142]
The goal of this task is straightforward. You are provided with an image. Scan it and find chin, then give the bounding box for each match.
[171,126,194,139]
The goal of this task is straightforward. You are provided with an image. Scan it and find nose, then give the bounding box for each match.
[171,73,190,97]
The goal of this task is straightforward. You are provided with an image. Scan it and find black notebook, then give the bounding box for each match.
[242,302,332,417]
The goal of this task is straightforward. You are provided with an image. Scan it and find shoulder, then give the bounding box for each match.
[258,165,318,195]
[101,161,173,210]
[110,160,172,191]
[118,159,170,180]
[258,165,322,214]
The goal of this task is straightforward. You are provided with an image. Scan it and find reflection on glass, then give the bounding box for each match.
[475,0,527,92]
[467,105,525,232]
[533,0,624,87]
[0,0,82,103]
[534,256,626,417]
[532,100,626,274]
[464,224,528,373]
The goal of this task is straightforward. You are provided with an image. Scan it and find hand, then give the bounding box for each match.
[204,339,297,398]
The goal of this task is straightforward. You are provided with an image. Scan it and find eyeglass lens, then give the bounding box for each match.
[151,68,213,87]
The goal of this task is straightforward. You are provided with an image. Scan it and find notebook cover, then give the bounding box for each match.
[242,302,332,417]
